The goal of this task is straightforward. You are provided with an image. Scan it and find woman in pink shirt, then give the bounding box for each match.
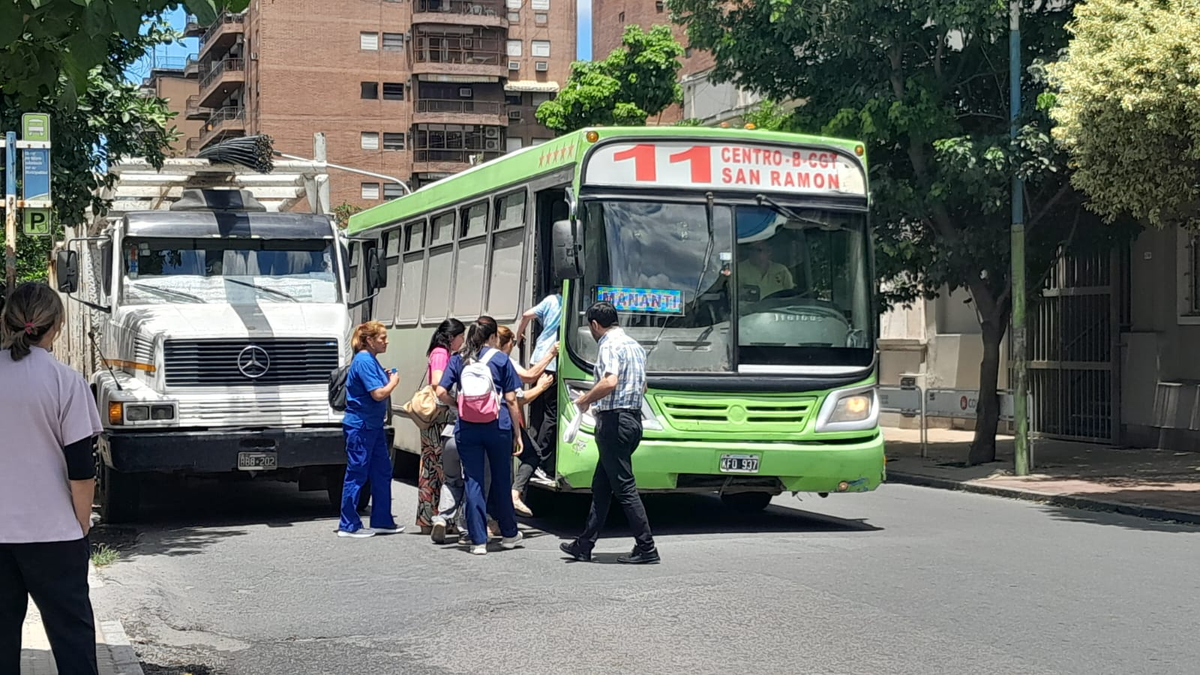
[417,319,465,534]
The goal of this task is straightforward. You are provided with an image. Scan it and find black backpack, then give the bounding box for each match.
[328,365,350,412]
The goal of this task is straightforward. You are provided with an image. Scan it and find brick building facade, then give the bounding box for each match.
[183,0,575,210]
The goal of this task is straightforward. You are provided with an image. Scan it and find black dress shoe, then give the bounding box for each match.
[617,547,661,565]
[559,541,592,562]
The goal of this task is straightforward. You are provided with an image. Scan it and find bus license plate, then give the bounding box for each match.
[720,454,760,474]
[237,452,278,471]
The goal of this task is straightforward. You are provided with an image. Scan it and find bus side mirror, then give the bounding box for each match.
[56,250,79,294]
[552,219,583,281]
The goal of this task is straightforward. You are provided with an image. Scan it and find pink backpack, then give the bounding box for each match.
[457,349,501,423]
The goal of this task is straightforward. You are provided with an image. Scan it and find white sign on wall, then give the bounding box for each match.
[583,141,868,196]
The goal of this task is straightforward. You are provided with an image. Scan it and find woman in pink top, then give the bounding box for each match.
[416,319,465,533]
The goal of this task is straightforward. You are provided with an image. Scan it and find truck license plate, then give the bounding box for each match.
[720,454,760,474]
[237,452,278,471]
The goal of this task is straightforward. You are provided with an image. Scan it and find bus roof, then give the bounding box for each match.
[346,126,865,234]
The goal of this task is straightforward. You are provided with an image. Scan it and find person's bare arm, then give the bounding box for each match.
[515,306,538,346]
[505,391,523,455]
[522,373,554,406]
[436,385,454,406]
[575,373,618,410]
[371,371,401,402]
[522,343,558,383]
[70,480,94,536]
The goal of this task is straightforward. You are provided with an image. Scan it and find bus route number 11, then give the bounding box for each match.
[611,144,712,184]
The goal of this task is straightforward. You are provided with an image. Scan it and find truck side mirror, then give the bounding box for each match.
[552,219,583,281]
[56,250,79,294]
[365,246,386,293]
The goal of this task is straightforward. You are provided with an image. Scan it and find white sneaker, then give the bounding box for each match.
[501,531,525,550]
[471,544,488,556]
[373,524,404,535]
[337,528,376,539]
[534,468,552,482]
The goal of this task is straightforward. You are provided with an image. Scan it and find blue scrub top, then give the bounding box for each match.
[344,350,389,429]
[439,347,522,431]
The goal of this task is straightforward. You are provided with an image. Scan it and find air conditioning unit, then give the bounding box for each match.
[508,60,520,71]
[507,110,522,120]
[250,52,258,60]
[459,87,473,98]
[535,61,548,72]
[485,139,500,151]
[485,127,500,138]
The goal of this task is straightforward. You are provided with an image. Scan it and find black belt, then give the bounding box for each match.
[595,408,639,415]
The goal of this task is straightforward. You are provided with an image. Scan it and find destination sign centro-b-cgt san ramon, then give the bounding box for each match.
[583,141,867,196]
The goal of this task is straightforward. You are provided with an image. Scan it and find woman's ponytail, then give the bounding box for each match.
[1,283,64,362]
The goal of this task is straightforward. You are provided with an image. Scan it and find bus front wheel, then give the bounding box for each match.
[720,492,773,513]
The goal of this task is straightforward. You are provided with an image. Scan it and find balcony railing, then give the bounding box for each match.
[415,0,504,17]
[413,149,503,164]
[186,137,202,154]
[200,106,246,144]
[413,35,505,67]
[184,94,210,118]
[200,12,245,47]
[415,99,504,115]
[200,58,245,91]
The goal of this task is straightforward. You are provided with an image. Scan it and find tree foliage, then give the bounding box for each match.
[536,25,684,134]
[1049,0,1200,228]
[671,0,1131,463]
[2,22,181,282]
[1,0,249,107]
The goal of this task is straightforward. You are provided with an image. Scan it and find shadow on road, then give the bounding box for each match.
[1041,497,1200,534]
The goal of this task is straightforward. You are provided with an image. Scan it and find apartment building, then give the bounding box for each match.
[138,57,205,157]
[592,0,760,126]
[184,0,575,209]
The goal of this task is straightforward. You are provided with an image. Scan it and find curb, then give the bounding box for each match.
[887,471,1200,526]
[89,562,145,675]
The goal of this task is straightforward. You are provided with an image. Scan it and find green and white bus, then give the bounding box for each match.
[346,126,884,511]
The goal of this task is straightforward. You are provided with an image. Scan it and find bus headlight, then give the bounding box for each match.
[815,387,878,433]
[565,382,663,431]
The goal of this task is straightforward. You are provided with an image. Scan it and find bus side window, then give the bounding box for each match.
[396,219,426,326]
[377,227,403,327]
[485,189,528,321]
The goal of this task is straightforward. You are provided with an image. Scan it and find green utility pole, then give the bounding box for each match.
[1010,1,1030,476]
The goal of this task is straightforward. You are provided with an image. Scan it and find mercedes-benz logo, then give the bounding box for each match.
[237,345,271,379]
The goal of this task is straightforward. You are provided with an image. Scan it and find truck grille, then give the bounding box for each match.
[164,338,339,387]
[655,395,816,432]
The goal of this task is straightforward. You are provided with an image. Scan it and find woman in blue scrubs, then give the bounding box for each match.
[339,320,403,538]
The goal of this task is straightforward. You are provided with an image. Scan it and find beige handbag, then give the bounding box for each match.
[402,371,441,430]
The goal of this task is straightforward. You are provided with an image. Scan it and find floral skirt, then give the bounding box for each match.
[415,410,451,528]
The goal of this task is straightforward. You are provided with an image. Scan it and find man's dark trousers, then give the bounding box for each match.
[0,537,98,675]
[578,409,655,553]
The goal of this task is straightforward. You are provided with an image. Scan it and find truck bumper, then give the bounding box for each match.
[101,427,351,474]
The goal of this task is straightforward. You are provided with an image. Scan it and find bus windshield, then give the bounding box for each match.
[121,237,342,306]
[570,199,873,373]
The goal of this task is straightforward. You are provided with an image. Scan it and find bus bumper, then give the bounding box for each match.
[558,431,886,494]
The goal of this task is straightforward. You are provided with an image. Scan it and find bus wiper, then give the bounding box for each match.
[649,192,716,353]
[130,282,204,304]
[223,278,299,302]
[755,194,840,230]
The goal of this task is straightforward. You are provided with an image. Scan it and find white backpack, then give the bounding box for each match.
[457,349,501,423]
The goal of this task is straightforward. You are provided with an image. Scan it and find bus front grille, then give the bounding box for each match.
[655,395,816,432]
[164,338,339,387]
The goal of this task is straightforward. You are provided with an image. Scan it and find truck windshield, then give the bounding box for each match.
[569,199,873,373]
[121,238,341,305]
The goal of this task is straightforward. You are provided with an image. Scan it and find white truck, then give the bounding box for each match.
[52,160,388,522]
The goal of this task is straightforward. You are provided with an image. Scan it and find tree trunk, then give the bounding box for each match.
[968,319,1007,466]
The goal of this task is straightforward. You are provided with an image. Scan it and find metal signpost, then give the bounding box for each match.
[2,113,53,297]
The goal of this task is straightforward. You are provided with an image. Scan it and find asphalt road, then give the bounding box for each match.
[90,466,1200,675]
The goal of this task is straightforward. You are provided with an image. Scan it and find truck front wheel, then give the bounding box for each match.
[97,463,141,524]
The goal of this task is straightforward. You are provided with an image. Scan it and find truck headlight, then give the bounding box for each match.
[125,405,150,422]
[815,387,878,433]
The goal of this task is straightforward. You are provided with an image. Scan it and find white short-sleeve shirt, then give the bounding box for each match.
[0,347,102,543]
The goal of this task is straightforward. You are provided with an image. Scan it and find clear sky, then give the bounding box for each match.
[129,3,594,82]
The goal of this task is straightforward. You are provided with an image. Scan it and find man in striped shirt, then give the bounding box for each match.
[560,302,660,565]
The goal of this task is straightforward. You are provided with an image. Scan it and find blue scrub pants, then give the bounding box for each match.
[456,421,519,545]
[341,424,397,533]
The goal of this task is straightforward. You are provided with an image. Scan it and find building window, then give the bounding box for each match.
[531,0,549,9]
[535,12,548,24]
[507,11,520,22]
[506,0,521,7]
[531,92,551,106]
[618,11,625,22]
[360,32,379,51]
[361,132,379,150]
[383,83,405,100]
[361,82,379,99]
[382,32,404,51]
[383,183,405,200]
[361,182,380,200]
[685,47,693,58]
[531,41,550,58]
[383,132,406,150]
[507,40,523,57]
[655,0,664,11]
[506,137,523,152]
[505,94,522,106]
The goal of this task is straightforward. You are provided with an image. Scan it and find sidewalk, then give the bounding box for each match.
[884,427,1200,524]
[20,565,142,675]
